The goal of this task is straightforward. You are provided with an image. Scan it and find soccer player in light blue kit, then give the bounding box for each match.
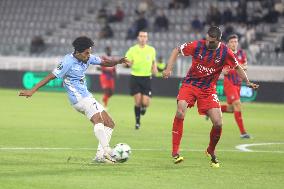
[19,36,130,163]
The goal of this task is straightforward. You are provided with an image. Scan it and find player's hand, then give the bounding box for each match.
[242,63,248,71]
[246,82,259,90]
[119,57,131,67]
[222,67,230,75]
[19,90,34,98]
[162,69,172,79]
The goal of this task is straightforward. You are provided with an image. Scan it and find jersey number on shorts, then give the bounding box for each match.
[212,94,219,102]
[93,102,98,110]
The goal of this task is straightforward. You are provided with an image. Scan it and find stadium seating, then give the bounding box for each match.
[0,0,283,67]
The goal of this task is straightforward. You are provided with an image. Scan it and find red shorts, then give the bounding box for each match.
[100,74,115,90]
[177,84,220,115]
[224,82,241,104]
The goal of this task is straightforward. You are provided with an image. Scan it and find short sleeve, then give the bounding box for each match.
[89,55,102,65]
[225,48,239,69]
[152,47,156,62]
[125,47,133,61]
[179,42,195,56]
[52,56,72,79]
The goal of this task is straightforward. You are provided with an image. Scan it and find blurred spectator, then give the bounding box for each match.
[248,43,260,64]
[136,0,148,15]
[136,14,148,33]
[247,2,264,25]
[108,6,125,22]
[177,0,190,8]
[245,26,256,44]
[97,4,109,23]
[222,7,233,24]
[126,14,148,39]
[168,0,180,9]
[236,0,247,23]
[263,7,280,23]
[30,36,46,54]
[275,0,284,15]
[154,10,169,32]
[146,0,158,15]
[191,15,204,32]
[99,23,114,39]
[281,36,284,52]
[235,23,247,45]
[206,6,221,25]
[168,0,190,9]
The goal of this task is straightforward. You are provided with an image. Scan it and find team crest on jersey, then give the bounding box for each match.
[57,63,63,70]
[146,55,151,61]
[214,58,221,64]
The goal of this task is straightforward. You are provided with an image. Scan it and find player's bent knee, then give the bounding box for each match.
[91,113,104,125]
[213,121,222,128]
[176,110,185,119]
[232,101,241,111]
[142,103,149,107]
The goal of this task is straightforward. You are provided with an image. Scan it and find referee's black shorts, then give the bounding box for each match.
[130,75,152,97]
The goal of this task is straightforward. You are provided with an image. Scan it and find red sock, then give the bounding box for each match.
[234,111,246,134]
[221,105,227,112]
[102,94,109,107]
[207,126,222,155]
[172,116,184,156]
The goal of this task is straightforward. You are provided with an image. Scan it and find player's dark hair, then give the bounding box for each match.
[227,34,238,42]
[72,36,94,53]
[207,26,222,41]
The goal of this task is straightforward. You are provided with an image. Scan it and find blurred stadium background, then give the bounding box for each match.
[1,1,284,189]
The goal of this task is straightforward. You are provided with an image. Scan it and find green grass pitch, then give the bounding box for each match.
[0,88,284,189]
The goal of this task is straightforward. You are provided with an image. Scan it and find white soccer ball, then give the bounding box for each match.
[112,143,131,163]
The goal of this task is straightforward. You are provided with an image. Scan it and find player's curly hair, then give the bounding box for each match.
[72,36,94,53]
[207,26,222,41]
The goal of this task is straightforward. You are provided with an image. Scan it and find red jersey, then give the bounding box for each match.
[224,49,247,86]
[180,40,238,89]
[101,66,116,80]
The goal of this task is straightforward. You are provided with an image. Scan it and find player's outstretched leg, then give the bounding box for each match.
[172,100,188,164]
[94,126,114,163]
[92,111,116,163]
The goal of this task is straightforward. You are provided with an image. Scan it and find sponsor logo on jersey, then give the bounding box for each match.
[196,64,216,75]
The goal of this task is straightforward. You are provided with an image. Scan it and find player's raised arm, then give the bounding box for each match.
[19,73,56,98]
[163,47,180,78]
[235,65,259,90]
[100,56,131,67]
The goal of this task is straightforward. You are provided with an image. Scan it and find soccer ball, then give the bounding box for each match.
[112,143,131,163]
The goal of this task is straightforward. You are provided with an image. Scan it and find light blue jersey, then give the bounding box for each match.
[52,54,102,104]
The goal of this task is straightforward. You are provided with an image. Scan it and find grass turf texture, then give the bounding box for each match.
[0,88,284,189]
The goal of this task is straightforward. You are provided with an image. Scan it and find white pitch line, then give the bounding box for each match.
[0,147,283,153]
[235,142,284,152]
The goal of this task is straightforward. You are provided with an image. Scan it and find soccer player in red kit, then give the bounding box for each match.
[221,34,250,139]
[99,46,116,108]
[163,26,259,167]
